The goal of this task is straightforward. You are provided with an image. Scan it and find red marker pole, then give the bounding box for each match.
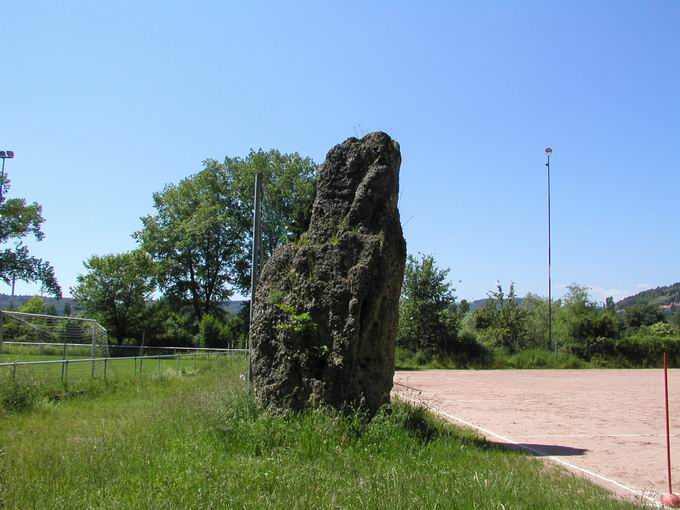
[662,352,680,507]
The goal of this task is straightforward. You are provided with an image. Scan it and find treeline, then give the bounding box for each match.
[68,150,318,349]
[397,254,680,368]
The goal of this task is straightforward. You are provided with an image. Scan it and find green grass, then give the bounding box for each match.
[396,347,594,370]
[0,351,243,413]
[0,361,639,509]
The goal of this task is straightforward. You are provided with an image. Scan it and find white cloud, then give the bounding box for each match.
[588,286,636,303]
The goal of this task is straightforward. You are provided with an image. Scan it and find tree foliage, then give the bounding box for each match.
[623,304,665,330]
[559,284,621,341]
[0,171,61,297]
[71,250,155,341]
[397,254,459,354]
[135,163,248,321]
[228,149,318,260]
[135,150,317,322]
[474,282,528,353]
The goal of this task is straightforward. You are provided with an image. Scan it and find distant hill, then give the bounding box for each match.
[0,294,79,315]
[615,283,680,310]
[222,300,247,315]
[468,297,524,312]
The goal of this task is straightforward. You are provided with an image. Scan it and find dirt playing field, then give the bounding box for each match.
[393,369,680,506]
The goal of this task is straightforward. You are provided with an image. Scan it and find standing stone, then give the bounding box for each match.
[250,132,406,415]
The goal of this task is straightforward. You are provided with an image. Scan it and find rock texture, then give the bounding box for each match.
[250,132,406,415]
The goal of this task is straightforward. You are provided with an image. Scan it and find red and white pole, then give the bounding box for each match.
[662,352,680,507]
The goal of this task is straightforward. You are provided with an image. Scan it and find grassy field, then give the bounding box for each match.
[0,348,243,413]
[0,358,639,509]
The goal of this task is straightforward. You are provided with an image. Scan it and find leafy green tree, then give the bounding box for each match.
[623,304,666,330]
[605,296,616,314]
[474,282,527,352]
[135,163,247,321]
[0,170,61,297]
[522,293,552,348]
[136,151,317,321]
[71,250,155,342]
[672,310,680,332]
[229,149,318,261]
[221,311,249,349]
[559,284,620,341]
[63,302,72,316]
[648,321,674,337]
[197,314,225,348]
[18,296,48,314]
[397,254,459,354]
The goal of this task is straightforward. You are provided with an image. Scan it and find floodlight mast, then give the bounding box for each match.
[0,150,14,203]
[247,172,263,387]
[545,147,554,352]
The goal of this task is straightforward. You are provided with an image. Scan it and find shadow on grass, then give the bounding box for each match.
[397,404,506,453]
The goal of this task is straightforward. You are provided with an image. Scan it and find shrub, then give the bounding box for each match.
[0,376,37,412]
[414,350,433,365]
[566,335,680,367]
[198,314,226,348]
[649,322,674,337]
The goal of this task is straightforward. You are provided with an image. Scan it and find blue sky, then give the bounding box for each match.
[2,1,679,303]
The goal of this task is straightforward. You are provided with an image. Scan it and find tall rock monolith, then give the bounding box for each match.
[250,132,406,415]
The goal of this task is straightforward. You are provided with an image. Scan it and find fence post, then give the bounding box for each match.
[193,354,196,370]
[0,311,4,353]
[91,322,96,378]
[12,362,17,379]
[176,353,180,371]
[64,360,69,387]
[104,357,108,381]
[158,355,161,371]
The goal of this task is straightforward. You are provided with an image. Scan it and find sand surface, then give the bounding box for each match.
[394,369,680,505]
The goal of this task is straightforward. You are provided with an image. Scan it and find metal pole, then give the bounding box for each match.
[546,150,554,352]
[10,275,15,310]
[91,323,96,377]
[0,157,5,203]
[248,172,263,386]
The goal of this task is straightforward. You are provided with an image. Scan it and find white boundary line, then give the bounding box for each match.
[395,390,661,508]
[510,433,678,439]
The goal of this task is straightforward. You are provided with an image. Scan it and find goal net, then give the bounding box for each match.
[0,311,109,357]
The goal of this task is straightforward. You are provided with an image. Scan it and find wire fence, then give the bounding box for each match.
[0,349,247,389]
[1,340,243,360]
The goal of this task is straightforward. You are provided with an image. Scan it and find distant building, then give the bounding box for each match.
[659,303,680,313]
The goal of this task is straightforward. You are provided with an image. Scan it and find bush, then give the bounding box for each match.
[494,349,584,369]
[451,331,493,364]
[566,335,680,367]
[198,314,226,349]
[0,376,37,412]
[414,350,433,365]
[648,322,674,337]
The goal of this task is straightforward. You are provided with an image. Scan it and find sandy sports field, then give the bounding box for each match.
[393,369,680,506]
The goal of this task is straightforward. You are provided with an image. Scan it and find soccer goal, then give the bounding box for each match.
[0,310,109,358]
